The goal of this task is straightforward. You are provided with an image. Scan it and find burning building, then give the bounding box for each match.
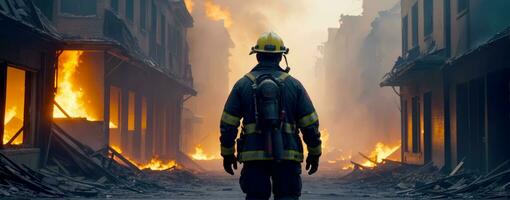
[184,0,233,161]
[29,0,196,167]
[317,0,401,158]
[0,0,60,168]
[381,0,510,173]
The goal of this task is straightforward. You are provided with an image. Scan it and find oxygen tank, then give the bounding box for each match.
[258,78,284,161]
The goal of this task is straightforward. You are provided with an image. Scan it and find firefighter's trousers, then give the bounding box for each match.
[240,160,301,200]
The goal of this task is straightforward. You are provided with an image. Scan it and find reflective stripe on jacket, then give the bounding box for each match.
[220,64,322,162]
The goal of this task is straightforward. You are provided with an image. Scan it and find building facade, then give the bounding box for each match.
[0,0,60,169]
[382,0,510,173]
[33,0,194,164]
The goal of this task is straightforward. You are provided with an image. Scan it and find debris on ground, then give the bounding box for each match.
[341,157,510,199]
[0,123,201,198]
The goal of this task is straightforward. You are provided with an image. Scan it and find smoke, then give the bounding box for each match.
[186,0,403,165]
[317,1,402,159]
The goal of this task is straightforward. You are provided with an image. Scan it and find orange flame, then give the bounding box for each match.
[53,50,95,120]
[4,107,16,126]
[190,145,220,160]
[109,122,118,129]
[138,158,177,171]
[3,107,22,145]
[111,145,177,171]
[361,142,401,168]
[204,0,232,28]
[184,0,194,13]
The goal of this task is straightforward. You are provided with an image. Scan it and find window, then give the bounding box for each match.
[128,91,135,131]
[3,66,27,146]
[125,0,133,22]
[411,96,421,153]
[458,0,468,13]
[33,0,54,20]
[424,0,433,36]
[402,15,409,53]
[412,3,419,47]
[401,99,408,152]
[109,86,121,148]
[160,14,166,45]
[60,0,96,16]
[140,0,147,30]
[110,0,118,12]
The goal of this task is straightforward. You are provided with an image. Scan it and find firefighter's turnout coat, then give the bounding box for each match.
[220,64,322,162]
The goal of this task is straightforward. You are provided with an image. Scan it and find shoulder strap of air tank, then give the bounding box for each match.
[245,72,257,83]
[277,72,290,82]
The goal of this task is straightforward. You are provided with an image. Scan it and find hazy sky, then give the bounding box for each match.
[214,0,364,88]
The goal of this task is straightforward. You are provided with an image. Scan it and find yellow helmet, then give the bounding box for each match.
[250,32,289,55]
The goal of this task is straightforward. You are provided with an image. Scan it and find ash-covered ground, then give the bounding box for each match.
[28,170,398,200]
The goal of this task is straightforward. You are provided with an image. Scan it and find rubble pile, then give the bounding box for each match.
[342,159,510,199]
[0,123,200,198]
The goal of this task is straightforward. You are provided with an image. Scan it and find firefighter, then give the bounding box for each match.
[219,32,322,200]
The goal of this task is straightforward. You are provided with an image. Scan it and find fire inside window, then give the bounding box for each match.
[4,66,26,146]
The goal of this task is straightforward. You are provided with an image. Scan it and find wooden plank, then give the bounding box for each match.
[0,63,7,149]
[359,152,378,165]
[53,100,72,119]
[108,146,142,174]
[22,71,32,145]
[485,160,509,178]
[51,129,120,182]
[5,127,23,146]
[449,159,465,176]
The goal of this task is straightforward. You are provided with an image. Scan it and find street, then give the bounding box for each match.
[28,170,398,200]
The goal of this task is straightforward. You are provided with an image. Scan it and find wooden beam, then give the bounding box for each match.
[23,71,33,145]
[144,96,154,161]
[120,88,129,154]
[108,146,142,174]
[0,62,6,149]
[359,152,378,165]
[133,93,142,160]
[5,126,23,145]
[53,100,72,119]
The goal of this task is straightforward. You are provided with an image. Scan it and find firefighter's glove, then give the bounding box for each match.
[223,155,237,175]
[306,154,320,175]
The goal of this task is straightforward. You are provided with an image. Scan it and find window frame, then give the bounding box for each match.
[140,0,147,31]
[110,0,119,12]
[401,98,409,153]
[59,0,97,17]
[1,63,34,148]
[424,0,434,37]
[411,96,421,153]
[402,15,409,54]
[411,2,419,48]
[125,0,134,22]
[457,0,469,14]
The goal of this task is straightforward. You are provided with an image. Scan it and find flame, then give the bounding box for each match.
[321,129,330,153]
[4,107,16,126]
[303,128,329,156]
[53,50,95,120]
[184,0,194,13]
[110,145,177,171]
[111,145,123,153]
[190,145,220,160]
[109,122,118,129]
[3,107,22,145]
[361,142,401,168]
[138,158,177,171]
[204,0,232,28]
[342,164,354,170]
